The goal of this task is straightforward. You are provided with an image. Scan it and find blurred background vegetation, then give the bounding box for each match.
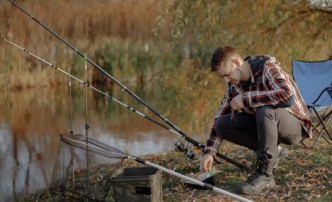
[0,0,331,133]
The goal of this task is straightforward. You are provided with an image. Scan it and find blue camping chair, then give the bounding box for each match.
[292,59,332,148]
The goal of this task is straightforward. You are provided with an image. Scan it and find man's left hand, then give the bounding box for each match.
[230,94,244,110]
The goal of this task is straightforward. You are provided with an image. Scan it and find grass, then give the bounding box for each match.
[17,132,332,202]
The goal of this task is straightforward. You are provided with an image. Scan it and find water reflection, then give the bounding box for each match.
[0,84,205,201]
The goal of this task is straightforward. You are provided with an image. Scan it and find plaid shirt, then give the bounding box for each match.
[204,56,312,156]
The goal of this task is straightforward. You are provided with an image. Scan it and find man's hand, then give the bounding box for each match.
[200,154,214,172]
[230,94,244,110]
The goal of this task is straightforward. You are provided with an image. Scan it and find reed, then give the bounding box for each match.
[2,0,331,134]
[93,37,189,84]
[0,0,169,90]
[2,0,332,91]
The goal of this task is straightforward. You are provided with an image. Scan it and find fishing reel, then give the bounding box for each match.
[174,140,195,159]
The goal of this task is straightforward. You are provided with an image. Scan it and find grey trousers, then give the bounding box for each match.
[215,106,303,167]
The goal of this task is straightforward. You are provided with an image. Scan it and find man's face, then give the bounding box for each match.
[215,59,241,84]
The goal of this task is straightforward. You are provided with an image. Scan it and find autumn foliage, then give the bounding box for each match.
[1,0,332,133]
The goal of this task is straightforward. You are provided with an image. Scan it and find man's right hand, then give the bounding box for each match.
[200,154,214,172]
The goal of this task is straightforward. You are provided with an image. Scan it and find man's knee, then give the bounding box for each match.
[215,115,231,138]
[256,106,277,123]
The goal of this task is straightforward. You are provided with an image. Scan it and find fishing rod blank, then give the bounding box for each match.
[0,37,182,136]
[61,134,253,202]
[0,36,194,158]
[1,36,249,169]
[8,0,250,171]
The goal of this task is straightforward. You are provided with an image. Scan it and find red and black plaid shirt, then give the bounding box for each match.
[204,56,312,156]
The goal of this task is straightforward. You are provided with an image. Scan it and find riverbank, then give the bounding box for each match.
[18,136,332,202]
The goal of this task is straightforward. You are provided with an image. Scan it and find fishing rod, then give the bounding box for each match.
[0,36,196,159]
[61,134,253,202]
[1,36,249,170]
[0,36,246,169]
[8,0,250,170]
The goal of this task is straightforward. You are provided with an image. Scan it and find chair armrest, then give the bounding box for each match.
[328,87,332,99]
[313,86,332,104]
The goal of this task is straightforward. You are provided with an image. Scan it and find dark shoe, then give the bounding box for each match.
[235,170,276,195]
[274,145,289,169]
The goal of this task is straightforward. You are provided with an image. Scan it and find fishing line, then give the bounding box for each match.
[67,69,76,192]
[0,36,190,152]
[5,1,250,170]
[8,0,185,138]
[83,53,91,198]
[67,69,74,135]
[1,38,248,171]
[83,53,89,137]
[0,35,248,170]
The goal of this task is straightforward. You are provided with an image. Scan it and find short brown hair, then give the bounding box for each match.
[210,46,238,72]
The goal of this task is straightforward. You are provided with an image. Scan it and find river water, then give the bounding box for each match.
[0,83,205,201]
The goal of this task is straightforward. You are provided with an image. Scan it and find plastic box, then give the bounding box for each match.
[110,167,162,202]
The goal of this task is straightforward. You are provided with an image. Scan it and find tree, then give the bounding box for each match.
[153,0,332,133]
[156,0,332,66]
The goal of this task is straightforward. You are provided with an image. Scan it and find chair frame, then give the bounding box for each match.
[293,60,332,148]
[301,83,332,148]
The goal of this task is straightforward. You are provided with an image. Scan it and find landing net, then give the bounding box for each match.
[50,134,124,202]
